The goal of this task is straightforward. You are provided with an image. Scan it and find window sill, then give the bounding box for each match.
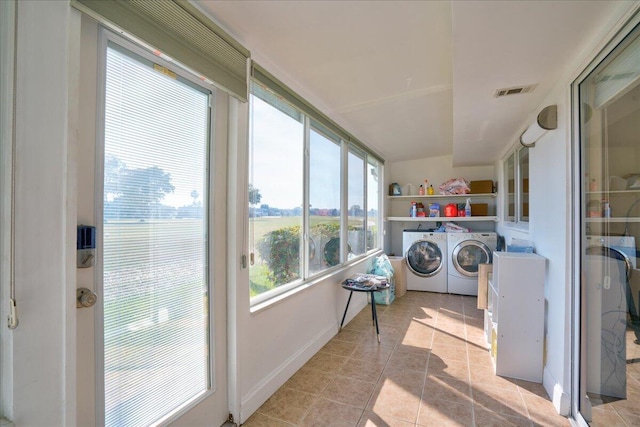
[502,221,530,233]
[249,250,383,315]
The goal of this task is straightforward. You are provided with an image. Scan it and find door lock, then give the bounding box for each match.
[76,288,97,308]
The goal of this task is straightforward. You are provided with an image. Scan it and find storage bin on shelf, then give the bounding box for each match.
[470,180,494,194]
[471,203,489,216]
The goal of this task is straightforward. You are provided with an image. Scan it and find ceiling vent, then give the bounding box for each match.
[494,84,538,98]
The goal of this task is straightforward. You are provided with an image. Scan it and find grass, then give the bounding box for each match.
[102,216,375,299]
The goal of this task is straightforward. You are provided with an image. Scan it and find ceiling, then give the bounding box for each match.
[196,0,633,166]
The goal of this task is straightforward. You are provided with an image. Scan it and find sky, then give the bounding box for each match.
[250,95,374,211]
[105,45,208,209]
[104,46,378,212]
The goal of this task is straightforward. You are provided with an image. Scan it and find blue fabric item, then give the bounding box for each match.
[369,254,395,305]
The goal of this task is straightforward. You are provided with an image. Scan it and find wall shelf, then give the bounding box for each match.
[387,193,496,200]
[586,190,640,195]
[386,216,499,222]
[386,193,498,222]
[585,217,640,223]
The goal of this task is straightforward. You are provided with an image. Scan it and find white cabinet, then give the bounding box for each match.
[485,251,546,382]
[385,193,498,222]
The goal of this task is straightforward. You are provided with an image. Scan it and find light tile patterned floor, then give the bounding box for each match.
[242,291,570,426]
[587,327,640,426]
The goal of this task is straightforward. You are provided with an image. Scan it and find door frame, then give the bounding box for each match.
[570,9,640,425]
[76,23,230,426]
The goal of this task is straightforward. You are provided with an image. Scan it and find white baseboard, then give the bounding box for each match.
[543,367,570,415]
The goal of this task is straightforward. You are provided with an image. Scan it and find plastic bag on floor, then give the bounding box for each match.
[368,254,395,305]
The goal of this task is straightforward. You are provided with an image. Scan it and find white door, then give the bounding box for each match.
[77,24,228,427]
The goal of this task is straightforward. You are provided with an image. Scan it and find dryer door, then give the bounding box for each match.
[406,239,444,277]
[452,240,491,277]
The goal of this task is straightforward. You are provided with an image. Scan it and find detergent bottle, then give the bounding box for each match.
[465,198,472,217]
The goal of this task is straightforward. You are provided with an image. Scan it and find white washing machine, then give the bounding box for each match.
[584,235,637,398]
[585,234,637,318]
[403,230,448,293]
[586,235,636,269]
[447,232,497,296]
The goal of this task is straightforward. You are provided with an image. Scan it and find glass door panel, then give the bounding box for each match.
[577,22,640,425]
[102,42,211,426]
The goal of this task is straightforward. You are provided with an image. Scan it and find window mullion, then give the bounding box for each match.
[363,154,369,252]
[341,140,348,264]
[302,115,311,279]
[516,149,522,222]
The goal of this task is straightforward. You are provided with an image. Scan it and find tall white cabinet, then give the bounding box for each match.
[486,251,546,382]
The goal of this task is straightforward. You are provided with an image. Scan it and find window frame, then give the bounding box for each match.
[248,80,383,307]
[307,121,343,277]
[503,145,530,228]
[96,29,218,426]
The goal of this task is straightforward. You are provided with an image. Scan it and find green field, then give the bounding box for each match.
[102,216,374,299]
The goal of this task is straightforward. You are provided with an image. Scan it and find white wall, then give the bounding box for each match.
[387,154,494,196]
[234,258,376,423]
[223,87,382,424]
[3,1,79,424]
[496,86,574,414]
[496,2,639,415]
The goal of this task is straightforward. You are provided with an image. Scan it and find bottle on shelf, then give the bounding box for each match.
[419,185,425,195]
[465,198,472,217]
[590,179,598,192]
[427,184,435,195]
[410,201,417,217]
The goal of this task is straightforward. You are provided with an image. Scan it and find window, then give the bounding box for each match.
[309,126,342,273]
[518,146,529,222]
[248,89,304,296]
[367,158,381,251]
[102,42,211,426]
[504,153,515,222]
[348,147,366,257]
[503,145,529,224]
[249,81,383,303]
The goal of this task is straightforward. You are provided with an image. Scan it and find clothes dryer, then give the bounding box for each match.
[447,232,497,296]
[402,230,448,293]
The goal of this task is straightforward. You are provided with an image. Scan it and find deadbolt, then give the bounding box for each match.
[76,287,97,308]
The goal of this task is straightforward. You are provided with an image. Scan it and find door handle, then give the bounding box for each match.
[77,287,98,308]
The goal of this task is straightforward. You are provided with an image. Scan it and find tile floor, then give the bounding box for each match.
[242,291,570,426]
[586,327,640,426]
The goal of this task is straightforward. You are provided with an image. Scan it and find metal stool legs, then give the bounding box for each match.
[339,290,380,343]
[339,291,354,330]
